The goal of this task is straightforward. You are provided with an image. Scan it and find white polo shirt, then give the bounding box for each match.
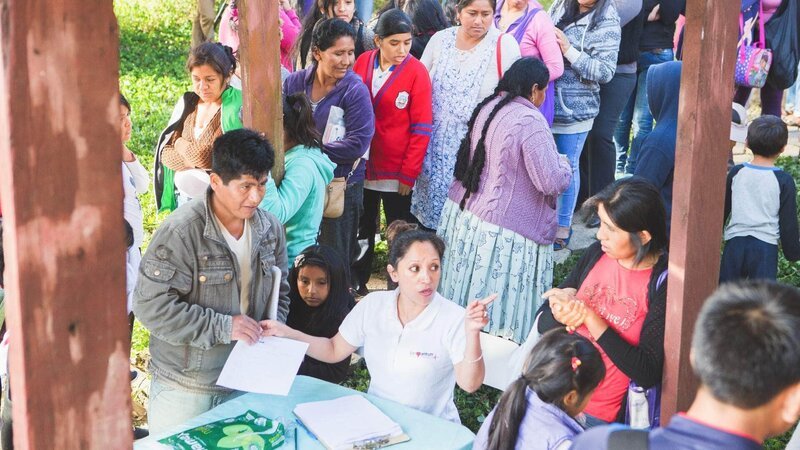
[338,290,467,423]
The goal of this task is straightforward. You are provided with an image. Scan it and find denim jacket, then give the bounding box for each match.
[132,189,290,394]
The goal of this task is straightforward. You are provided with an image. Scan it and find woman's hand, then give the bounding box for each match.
[465,294,497,332]
[397,184,412,196]
[543,288,586,331]
[260,319,296,339]
[554,28,571,55]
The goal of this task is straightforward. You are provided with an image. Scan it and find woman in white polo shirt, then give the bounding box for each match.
[263,227,494,423]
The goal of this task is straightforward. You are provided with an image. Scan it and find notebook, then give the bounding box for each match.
[293,395,409,450]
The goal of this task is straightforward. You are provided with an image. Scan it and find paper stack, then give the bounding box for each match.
[293,395,409,450]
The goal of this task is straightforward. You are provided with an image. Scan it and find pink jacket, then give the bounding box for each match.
[495,0,564,81]
[280,9,301,72]
[218,6,301,72]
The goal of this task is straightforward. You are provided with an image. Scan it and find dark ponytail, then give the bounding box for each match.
[485,329,605,450]
[453,57,550,210]
[283,92,323,149]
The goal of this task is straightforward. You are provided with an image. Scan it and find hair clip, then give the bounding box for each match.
[571,357,582,372]
[294,254,306,268]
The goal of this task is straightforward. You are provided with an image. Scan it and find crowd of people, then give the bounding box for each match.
[2,0,800,448]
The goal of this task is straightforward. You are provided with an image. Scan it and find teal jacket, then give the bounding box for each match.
[259,145,335,262]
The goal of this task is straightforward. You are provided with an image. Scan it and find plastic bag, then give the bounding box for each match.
[158,410,285,450]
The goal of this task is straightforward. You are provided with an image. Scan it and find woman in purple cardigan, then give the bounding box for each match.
[437,57,571,343]
[283,18,375,287]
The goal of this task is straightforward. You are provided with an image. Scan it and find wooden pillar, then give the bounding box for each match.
[0,1,132,448]
[238,0,285,184]
[661,0,740,422]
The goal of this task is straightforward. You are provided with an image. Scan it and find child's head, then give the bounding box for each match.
[283,92,323,150]
[485,329,605,450]
[746,115,788,158]
[119,93,132,144]
[123,220,134,250]
[290,245,354,317]
[692,281,800,437]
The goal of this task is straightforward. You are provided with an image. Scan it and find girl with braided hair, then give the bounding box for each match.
[474,329,605,450]
[437,57,571,343]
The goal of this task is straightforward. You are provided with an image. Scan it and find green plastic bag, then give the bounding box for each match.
[159,410,285,450]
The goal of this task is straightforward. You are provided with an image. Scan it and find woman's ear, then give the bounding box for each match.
[374,36,381,48]
[638,230,652,246]
[387,264,399,283]
[312,47,321,62]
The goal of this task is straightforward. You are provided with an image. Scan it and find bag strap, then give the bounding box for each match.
[608,429,650,450]
[656,270,668,290]
[345,158,361,182]
[757,0,765,48]
[496,34,503,79]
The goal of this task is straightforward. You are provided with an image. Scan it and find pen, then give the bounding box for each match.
[293,417,319,442]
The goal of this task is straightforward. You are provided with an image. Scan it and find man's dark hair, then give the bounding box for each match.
[747,115,788,157]
[211,129,275,184]
[692,281,800,408]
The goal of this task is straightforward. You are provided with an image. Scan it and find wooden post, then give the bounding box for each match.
[661,0,740,422]
[0,1,132,448]
[238,0,285,184]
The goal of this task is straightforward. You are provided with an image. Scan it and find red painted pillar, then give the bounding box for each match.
[661,0,740,422]
[0,0,132,447]
[238,0,285,184]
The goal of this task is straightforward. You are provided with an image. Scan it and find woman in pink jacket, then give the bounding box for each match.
[219,0,302,72]
[495,0,563,125]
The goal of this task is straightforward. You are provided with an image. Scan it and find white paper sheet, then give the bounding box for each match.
[217,336,309,395]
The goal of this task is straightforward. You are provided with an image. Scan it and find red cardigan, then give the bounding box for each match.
[353,51,432,187]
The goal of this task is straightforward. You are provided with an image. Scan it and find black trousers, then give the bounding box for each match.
[352,188,416,290]
[578,71,638,207]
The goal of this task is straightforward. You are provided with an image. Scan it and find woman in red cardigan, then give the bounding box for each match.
[351,9,433,294]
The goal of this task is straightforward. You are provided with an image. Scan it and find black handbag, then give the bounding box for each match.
[765,0,800,89]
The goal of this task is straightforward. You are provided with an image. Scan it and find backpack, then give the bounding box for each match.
[608,429,650,450]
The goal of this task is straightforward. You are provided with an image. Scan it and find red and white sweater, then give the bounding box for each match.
[353,50,432,187]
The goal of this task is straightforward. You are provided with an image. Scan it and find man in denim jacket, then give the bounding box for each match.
[133,129,290,434]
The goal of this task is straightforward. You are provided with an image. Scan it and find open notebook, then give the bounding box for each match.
[293,395,409,450]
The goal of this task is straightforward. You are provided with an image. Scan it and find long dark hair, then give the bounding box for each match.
[554,0,612,31]
[287,245,355,337]
[283,92,323,149]
[296,0,365,69]
[584,177,668,265]
[410,0,449,58]
[486,329,605,450]
[453,57,550,209]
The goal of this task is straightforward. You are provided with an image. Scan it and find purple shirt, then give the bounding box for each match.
[283,66,375,183]
[447,94,571,245]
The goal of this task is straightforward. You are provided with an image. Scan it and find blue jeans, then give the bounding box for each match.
[582,413,610,429]
[319,181,364,288]
[148,379,238,435]
[555,131,590,229]
[614,49,675,173]
[720,236,779,283]
[356,0,373,23]
[786,64,800,110]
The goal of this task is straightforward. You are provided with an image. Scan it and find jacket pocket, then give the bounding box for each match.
[198,268,235,314]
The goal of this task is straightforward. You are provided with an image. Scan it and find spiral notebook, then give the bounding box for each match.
[293,395,409,450]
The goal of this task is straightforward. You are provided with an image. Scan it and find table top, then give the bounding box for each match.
[135,375,476,450]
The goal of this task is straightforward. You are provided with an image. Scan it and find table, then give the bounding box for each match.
[135,375,476,449]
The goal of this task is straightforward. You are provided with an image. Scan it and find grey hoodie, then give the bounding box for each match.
[549,0,621,133]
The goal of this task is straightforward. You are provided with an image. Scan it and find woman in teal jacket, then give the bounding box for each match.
[260,93,335,263]
[154,42,243,211]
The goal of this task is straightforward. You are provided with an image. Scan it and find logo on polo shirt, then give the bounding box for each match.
[410,351,438,360]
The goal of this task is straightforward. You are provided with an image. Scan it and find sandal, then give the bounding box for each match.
[553,228,573,251]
